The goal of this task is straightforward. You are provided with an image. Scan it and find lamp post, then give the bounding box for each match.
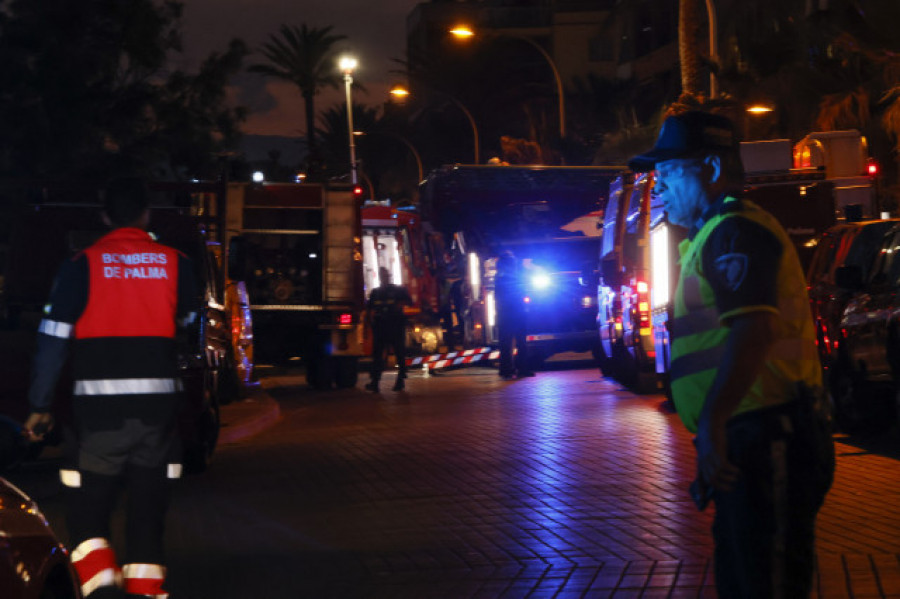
[339,55,359,185]
[390,85,480,164]
[450,25,566,138]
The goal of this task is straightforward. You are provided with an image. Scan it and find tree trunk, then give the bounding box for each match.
[679,0,703,100]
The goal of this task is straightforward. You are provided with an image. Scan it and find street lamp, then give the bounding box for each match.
[339,55,359,185]
[450,25,566,138]
[390,85,480,164]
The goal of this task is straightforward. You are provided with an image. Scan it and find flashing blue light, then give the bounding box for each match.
[531,273,552,289]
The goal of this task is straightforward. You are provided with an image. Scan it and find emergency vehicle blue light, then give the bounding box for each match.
[531,273,552,289]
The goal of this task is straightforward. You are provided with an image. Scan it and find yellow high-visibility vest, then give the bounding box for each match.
[670,197,821,432]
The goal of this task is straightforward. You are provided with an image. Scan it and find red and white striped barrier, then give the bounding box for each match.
[406,346,499,370]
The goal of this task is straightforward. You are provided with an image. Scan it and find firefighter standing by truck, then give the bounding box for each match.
[24,177,198,599]
[629,111,834,597]
[365,267,412,393]
[495,250,534,380]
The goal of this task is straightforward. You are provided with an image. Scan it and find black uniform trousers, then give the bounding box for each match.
[712,393,835,597]
[370,322,407,383]
[66,414,179,566]
[497,316,528,376]
[497,315,528,377]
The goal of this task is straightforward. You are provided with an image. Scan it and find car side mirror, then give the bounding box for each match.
[834,264,863,290]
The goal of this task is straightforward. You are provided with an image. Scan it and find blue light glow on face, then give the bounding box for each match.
[531,273,552,289]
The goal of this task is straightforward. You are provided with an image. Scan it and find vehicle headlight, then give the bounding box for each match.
[531,273,552,290]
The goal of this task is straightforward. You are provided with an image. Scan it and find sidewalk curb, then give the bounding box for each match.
[218,383,281,445]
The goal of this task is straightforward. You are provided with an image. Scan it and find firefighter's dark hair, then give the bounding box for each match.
[103,176,150,227]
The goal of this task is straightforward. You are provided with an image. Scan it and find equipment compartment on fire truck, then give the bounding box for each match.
[225,181,364,390]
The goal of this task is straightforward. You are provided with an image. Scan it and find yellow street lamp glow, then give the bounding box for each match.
[389,86,410,98]
[449,25,475,39]
[338,56,358,75]
[747,105,773,114]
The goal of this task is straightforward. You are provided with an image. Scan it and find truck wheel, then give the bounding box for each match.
[526,352,546,372]
[217,352,242,405]
[592,343,614,377]
[611,341,636,387]
[306,356,335,390]
[829,362,872,433]
[634,370,660,395]
[334,357,359,388]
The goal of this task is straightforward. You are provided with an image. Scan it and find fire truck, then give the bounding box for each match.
[419,165,620,367]
[360,201,444,355]
[616,133,872,391]
[224,181,365,389]
[597,171,668,391]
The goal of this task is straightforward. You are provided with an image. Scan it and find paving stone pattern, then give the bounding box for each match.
[130,367,900,597]
[169,368,900,599]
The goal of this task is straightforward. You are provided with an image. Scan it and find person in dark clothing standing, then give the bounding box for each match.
[365,267,412,393]
[24,177,199,599]
[628,111,833,597]
[495,251,534,380]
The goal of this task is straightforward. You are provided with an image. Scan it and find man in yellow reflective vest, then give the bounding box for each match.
[630,111,834,597]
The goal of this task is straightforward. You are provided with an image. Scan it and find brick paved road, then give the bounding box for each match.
[176,365,900,598]
[10,364,900,598]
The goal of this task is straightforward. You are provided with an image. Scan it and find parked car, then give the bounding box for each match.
[827,222,900,431]
[806,218,900,372]
[0,476,81,598]
[0,202,253,473]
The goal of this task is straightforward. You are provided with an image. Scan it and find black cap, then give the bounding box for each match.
[628,111,738,172]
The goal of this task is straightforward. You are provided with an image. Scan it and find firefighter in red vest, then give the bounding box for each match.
[24,177,198,599]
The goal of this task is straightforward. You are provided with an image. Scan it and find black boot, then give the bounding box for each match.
[365,380,379,393]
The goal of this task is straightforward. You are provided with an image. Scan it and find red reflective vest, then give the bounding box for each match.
[75,228,180,340]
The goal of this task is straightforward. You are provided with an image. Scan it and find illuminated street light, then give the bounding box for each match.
[450,25,566,138]
[391,85,480,164]
[339,55,359,185]
[389,86,409,100]
[449,25,475,39]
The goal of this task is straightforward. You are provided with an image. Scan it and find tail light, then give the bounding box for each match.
[339,313,353,325]
[636,280,651,329]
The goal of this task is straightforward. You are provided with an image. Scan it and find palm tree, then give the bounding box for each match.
[316,102,378,179]
[675,0,705,109]
[248,24,347,178]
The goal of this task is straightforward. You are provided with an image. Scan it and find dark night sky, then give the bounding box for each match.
[180,0,422,137]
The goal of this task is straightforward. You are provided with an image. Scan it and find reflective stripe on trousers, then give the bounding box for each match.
[123,563,168,598]
[74,377,183,396]
[61,466,182,485]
